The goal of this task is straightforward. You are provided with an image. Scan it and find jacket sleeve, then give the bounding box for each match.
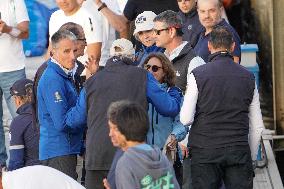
[171,113,188,142]
[65,88,87,130]
[42,78,85,132]
[8,122,25,170]
[146,73,181,117]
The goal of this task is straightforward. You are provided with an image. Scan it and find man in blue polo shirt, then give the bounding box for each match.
[194,0,241,63]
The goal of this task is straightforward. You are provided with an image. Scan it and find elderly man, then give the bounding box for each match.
[177,0,203,48]
[180,26,264,189]
[37,30,86,179]
[0,0,29,168]
[194,0,241,63]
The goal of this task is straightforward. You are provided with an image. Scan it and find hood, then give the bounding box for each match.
[125,145,171,170]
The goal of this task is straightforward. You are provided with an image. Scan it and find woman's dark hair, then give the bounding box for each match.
[107,100,149,142]
[143,52,176,87]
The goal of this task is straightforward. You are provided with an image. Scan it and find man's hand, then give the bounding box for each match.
[0,20,11,34]
[94,0,102,6]
[179,143,189,159]
[167,135,177,150]
[85,55,99,79]
[103,178,111,189]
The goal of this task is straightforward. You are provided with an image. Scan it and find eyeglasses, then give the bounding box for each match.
[153,28,169,35]
[77,38,86,43]
[177,0,191,2]
[145,64,163,72]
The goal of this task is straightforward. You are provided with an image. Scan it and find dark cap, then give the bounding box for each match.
[10,78,33,96]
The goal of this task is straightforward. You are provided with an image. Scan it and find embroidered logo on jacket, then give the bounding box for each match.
[140,172,175,189]
[54,91,63,103]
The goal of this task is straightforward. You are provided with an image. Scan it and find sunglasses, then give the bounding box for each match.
[145,64,163,72]
[153,28,169,35]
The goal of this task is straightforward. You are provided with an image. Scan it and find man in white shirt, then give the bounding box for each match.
[0,0,29,167]
[1,165,85,189]
[180,26,264,189]
[79,0,120,67]
[47,0,102,67]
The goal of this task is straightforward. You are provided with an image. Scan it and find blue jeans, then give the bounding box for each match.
[0,68,26,165]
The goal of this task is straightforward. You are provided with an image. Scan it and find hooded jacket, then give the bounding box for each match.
[115,144,180,189]
[147,83,187,149]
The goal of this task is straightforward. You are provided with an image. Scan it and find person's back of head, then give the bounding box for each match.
[107,100,149,144]
[10,78,33,108]
[109,38,135,64]
[208,25,235,53]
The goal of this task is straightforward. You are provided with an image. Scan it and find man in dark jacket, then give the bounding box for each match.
[153,10,205,188]
[180,26,264,189]
[65,38,182,189]
[8,79,40,171]
[177,0,203,48]
[194,0,241,63]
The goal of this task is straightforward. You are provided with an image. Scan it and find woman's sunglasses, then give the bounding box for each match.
[145,64,163,72]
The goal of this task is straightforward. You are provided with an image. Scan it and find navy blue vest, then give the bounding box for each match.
[190,52,255,149]
[84,57,148,170]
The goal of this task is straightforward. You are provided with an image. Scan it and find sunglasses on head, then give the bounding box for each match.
[145,64,163,72]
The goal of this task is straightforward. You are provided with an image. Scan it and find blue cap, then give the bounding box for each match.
[10,78,33,96]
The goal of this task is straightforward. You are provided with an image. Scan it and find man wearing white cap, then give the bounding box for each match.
[133,11,164,66]
[65,38,182,189]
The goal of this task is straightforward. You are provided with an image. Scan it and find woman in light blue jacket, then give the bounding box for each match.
[143,53,187,151]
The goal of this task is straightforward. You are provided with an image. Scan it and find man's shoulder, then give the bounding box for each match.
[50,9,64,19]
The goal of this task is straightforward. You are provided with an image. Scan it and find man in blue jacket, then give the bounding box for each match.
[37,29,85,179]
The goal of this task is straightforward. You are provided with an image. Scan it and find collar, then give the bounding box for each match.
[208,51,233,62]
[51,57,73,76]
[16,103,32,115]
[167,41,188,61]
[183,8,198,18]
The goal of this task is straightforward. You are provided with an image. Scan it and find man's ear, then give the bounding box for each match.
[230,42,235,53]
[208,41,213,53]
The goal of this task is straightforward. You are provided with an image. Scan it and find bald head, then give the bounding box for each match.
[197,0,223,32]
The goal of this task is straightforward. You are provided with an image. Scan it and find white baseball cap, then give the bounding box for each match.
[133,11,157,36]
[110,38,135,57]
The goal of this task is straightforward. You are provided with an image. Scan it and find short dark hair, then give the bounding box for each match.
[143,52,176,87]
[107,100,149,142]
[209,26,234,50]
[59,22,84,39]
[154,10,183,37]
[51,29,76,49]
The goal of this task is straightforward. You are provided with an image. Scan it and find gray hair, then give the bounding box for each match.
[153,10,183,36]
[51,29,77,49]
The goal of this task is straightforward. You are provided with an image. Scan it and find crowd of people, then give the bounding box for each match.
[0,0,265,189]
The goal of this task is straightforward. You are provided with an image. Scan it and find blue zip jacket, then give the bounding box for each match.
[147,83,187,149]
[37,60,86,160]
[134,44,164,67]
[65,72,182,128]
